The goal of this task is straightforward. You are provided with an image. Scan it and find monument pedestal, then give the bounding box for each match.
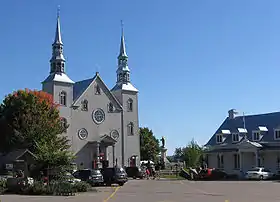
[160,147,167,169]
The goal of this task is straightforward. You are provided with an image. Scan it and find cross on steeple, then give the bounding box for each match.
[57,5,60,18]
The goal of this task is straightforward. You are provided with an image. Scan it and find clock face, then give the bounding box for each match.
[78,128,88,140]
[92,108,105,124]
[111,130,119,140]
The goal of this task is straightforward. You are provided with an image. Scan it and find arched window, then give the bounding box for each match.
[51,63,55,73]
[95,84,101,95]
[127,99,133,112]
[108,102,114,113]
[60,117,68,132]
[61,63,65,72]
[119,74,123,82]
[60,91,67,106]
[127,122,134,136]
[81,99,88,111]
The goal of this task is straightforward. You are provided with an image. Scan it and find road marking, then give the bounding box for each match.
[103,186,120,202]
[225,200,229,202]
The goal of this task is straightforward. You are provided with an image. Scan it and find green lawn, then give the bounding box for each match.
[161,174,185,180]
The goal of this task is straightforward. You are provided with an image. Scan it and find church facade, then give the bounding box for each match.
[41,15,140,169]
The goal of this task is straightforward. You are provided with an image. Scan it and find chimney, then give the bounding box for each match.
[228,109,237,119]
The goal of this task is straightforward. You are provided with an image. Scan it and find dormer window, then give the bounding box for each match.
[275,129,280,140]
[95,85,101,95]
[127,99,133,112]
[216,134,223,143]
[59,91,67,106]
[81,100,88,111]
[252,131,260,141]
[232,133,239,142]
[108,102,114,113]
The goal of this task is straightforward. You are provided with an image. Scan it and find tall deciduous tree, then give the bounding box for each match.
[0,89,74,169]
[140,127,160,162]
[173,139,203,168]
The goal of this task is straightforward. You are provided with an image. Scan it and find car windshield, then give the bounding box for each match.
[248,168,260,172]
[91,170,101,175]
[116,167,126,173]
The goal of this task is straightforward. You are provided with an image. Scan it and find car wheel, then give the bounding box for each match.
[259,175,264,180]
[118,182,124,186]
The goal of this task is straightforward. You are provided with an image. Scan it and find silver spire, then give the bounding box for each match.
[53,6,63,45]
[118,20,127,58]
[50,6,65,73]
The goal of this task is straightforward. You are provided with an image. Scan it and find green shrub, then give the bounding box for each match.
[21,181,47,195]
[50,181,75,195]
[20,180,76,195]
[73,181,91,192]
[16,180,91,195]
[0,179,7,194]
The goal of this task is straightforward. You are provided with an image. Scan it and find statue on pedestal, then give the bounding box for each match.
[161,136,165,148]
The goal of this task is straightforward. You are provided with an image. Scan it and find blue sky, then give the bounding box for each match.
[1,0,280,155]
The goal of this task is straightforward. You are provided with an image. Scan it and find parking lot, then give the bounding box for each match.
[1,180,280,202]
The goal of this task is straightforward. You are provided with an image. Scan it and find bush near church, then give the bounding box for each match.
[18,180,91,195]
[0,89,75,180]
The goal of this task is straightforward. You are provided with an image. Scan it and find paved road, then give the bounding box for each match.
[2,180,280,202]
[107,179,280,202]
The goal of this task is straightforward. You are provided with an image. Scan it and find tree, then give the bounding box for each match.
[140,127,160,162]
[0,89,74,170]
[174,147,184,161]
[173,139,203,168]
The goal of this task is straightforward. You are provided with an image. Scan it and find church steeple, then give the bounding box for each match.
[50,7,65,74]
[118,22,127,58]
[116,21,130,84]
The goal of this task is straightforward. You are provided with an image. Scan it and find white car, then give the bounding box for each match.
[65,172,81,184]
[245,167,274,180]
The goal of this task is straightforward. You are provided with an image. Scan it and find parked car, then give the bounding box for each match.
[73,169,103,186]
[65,172,81,184]
[125,166,145,179]
[101,167,128,186]
[210,169,228,180]
[245,167,274,180]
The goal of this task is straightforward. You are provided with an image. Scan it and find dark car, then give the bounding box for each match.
[210,169,228,180]
[73,169,103,186]
[125,166,145,179]
[101,167,128,186]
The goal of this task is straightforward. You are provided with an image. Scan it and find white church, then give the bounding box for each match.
[41,13,140,169]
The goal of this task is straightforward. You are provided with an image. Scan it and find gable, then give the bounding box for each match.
[72,74,122,110]
[205,112,280,147]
